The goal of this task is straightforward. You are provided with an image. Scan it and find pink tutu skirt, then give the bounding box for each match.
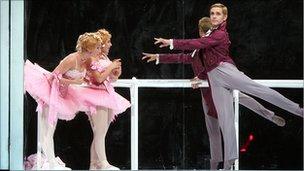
[24,60,130,124]
[24,60,80,125]
[71,82,131,122]
[24,60,51,105]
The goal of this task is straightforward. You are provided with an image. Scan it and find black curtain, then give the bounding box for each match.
[24,0,303,169]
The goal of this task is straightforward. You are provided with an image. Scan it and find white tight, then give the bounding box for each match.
[89,107,110,167]
[37,106,57,166]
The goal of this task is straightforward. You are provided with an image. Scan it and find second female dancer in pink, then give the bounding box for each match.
[73,29,131,170]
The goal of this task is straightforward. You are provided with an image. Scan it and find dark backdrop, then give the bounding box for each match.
[24,0,303,170]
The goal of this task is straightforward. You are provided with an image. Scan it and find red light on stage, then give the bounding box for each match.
[240,148,247,152]
[240,133,255,153]
[249,134,254,141]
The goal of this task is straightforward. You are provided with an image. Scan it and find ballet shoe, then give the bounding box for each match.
[95,161,120,170]
[100,164,120,170]
[89,161,98,170]
[271,115,286,127]
[49,157,71,170]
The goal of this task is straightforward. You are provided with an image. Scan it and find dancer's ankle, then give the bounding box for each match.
[97,160,110,168]
[89,160,98,170]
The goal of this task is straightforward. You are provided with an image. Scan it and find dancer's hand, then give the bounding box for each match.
[59,78,68,85]
[112,66,122,77]
[74,78,86,85]
[154,38,170,48]
[190,77,202,89]
[110,59,121,70]
[45,74,55,85]
[142,52,158,62]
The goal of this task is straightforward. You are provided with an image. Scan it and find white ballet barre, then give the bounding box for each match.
[35,79,303,170]
[112,78,303,170]
[114,79,303,88]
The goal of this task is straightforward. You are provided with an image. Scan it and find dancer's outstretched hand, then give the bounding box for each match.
[142,52,158,62]
[154,38,170,48]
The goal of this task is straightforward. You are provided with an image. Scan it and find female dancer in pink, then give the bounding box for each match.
[75,29,131,170]
[24,32,102,170]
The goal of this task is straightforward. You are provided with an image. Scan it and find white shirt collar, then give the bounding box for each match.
[205,29,212,37]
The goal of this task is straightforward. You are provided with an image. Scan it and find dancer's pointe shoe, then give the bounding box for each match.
[32,161,51,170]
[89,161,98,170]
[101,164,120,170]
[49,157,71,170]
[271,115,286,127]
[96,161,120,170]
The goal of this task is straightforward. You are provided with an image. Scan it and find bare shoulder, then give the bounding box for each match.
[60,53,77,65]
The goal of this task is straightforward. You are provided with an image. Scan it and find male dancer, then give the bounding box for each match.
[142,16,286,169]
[152,3,303,169]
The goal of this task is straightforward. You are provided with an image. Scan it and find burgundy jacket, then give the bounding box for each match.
[158,52,218,118]
[159,50,206,79]
[172,21,235,72]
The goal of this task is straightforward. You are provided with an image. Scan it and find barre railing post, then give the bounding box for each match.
[130,77,139,170]
[233,90,240,170]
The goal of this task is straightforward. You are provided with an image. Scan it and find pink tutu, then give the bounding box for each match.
[24,60,80,125]
[71,83,131,122]
[74,57,131,122]
[48,78,80,123]
[24,58,130,124]
[24,60,52,105]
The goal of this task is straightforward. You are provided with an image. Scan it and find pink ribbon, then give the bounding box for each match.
[35,99,45,114]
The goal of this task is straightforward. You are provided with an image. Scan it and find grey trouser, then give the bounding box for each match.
[202,92,277,164]
[202,99,223,163]
[206,62,303,162]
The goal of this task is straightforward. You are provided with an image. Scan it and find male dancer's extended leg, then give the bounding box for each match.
[239,93,285,126]
[215,62,303,117]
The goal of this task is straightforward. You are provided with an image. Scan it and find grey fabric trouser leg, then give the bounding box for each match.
[209,62,303,117]
[207,62,303,162]
[239,93,275,120]
[205,74,237,163]
[201,92,277,168]
[201,97,223,165]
